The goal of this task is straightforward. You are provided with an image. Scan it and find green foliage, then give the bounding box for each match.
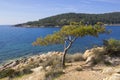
[41,55,62,68]
[32,22,106,46]
[42,55,64,80]
[75,67,83,71]
[104,61,112,66]
[0,68,32,79]
[33,22,107,67]
[12,68,32,78]
[0,69,15,78]
[16,12,120,27]
[103,39,120,56]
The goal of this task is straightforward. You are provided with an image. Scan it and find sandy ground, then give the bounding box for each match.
[0,61,118,80]
[57,62,108,80]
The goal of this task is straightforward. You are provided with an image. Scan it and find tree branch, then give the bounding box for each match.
[66,37,77,50]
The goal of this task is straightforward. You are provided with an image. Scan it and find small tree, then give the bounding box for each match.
[103,39,120,56]
[32,22,107,67]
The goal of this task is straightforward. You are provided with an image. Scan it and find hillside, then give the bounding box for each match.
[15,12,120,27]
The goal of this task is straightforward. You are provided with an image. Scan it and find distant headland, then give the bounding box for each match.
[15,12,120,27]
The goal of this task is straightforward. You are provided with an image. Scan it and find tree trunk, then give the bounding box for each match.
[62,48,68,67]
[62,37,77,67]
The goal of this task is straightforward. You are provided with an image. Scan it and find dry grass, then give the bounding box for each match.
[66,53,84,63]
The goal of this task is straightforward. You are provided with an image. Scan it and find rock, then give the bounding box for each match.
[83,47,106,66]
[40,54,47,60]
[83,50,92,60]
[46,66,52,71]
[102,67,114,74]
[85,55,95,66]
[114,68,120,73]
[110,57,120,66]
[3,62,13,67]
[32,66,43,72]
[104,73,120,80]
[2,60,19,69]
[83,47,105,60]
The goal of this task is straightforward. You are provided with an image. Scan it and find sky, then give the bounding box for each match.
[0,0,120,25]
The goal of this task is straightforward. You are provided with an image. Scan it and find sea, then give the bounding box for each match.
[0,25,120,64]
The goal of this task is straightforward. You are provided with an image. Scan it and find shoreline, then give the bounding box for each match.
[14,24,120,28]
[0,47,120,80]
[0,52,47,67]
[0,51,64,67]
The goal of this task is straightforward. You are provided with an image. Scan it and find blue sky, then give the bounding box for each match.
[0,0,120,25]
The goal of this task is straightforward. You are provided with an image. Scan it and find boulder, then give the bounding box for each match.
[83,47,106,65]
[32,66,43,72]
[83,47,105,60]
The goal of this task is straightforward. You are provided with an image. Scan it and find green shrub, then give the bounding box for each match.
[0,67,33,79]
[11,68,32,78]
[104,61,112,66]
[0,69,15,78]
[103,39,120,56]
[41,55,62,68]
[75,67,83,71]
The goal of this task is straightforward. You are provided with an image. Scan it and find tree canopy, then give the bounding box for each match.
[33,22,106,46]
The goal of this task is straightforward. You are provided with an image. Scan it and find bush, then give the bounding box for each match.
[66,53,84,63]
[41,55,62,68]
[0,67,33,79]
[45,69,64,80]
[104,61,112,66]
[0,69,15,79]
[11,68,32,78]
[75,67,83,71]
[103,39,120,56]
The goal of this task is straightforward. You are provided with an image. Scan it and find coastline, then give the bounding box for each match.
[0,52,48,67]
[14,24,120,28]
[0,47,120,80]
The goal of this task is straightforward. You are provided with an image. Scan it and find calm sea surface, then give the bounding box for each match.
[0,25,120,64]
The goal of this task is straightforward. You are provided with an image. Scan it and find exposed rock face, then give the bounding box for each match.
[85,55,95,66]
[83,47,106,66]
[0,51,63,71]
[83,47,105,60]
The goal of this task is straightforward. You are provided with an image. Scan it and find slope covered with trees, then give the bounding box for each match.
[15,12,120,27]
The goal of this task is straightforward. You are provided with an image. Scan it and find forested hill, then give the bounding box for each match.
[15,12,120,27]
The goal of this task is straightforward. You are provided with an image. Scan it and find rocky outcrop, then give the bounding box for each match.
[0,51,63,71]
[83,47,106,66]
[83,47,106,60]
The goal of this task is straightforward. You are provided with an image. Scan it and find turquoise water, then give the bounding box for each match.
[0,25,120,64]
